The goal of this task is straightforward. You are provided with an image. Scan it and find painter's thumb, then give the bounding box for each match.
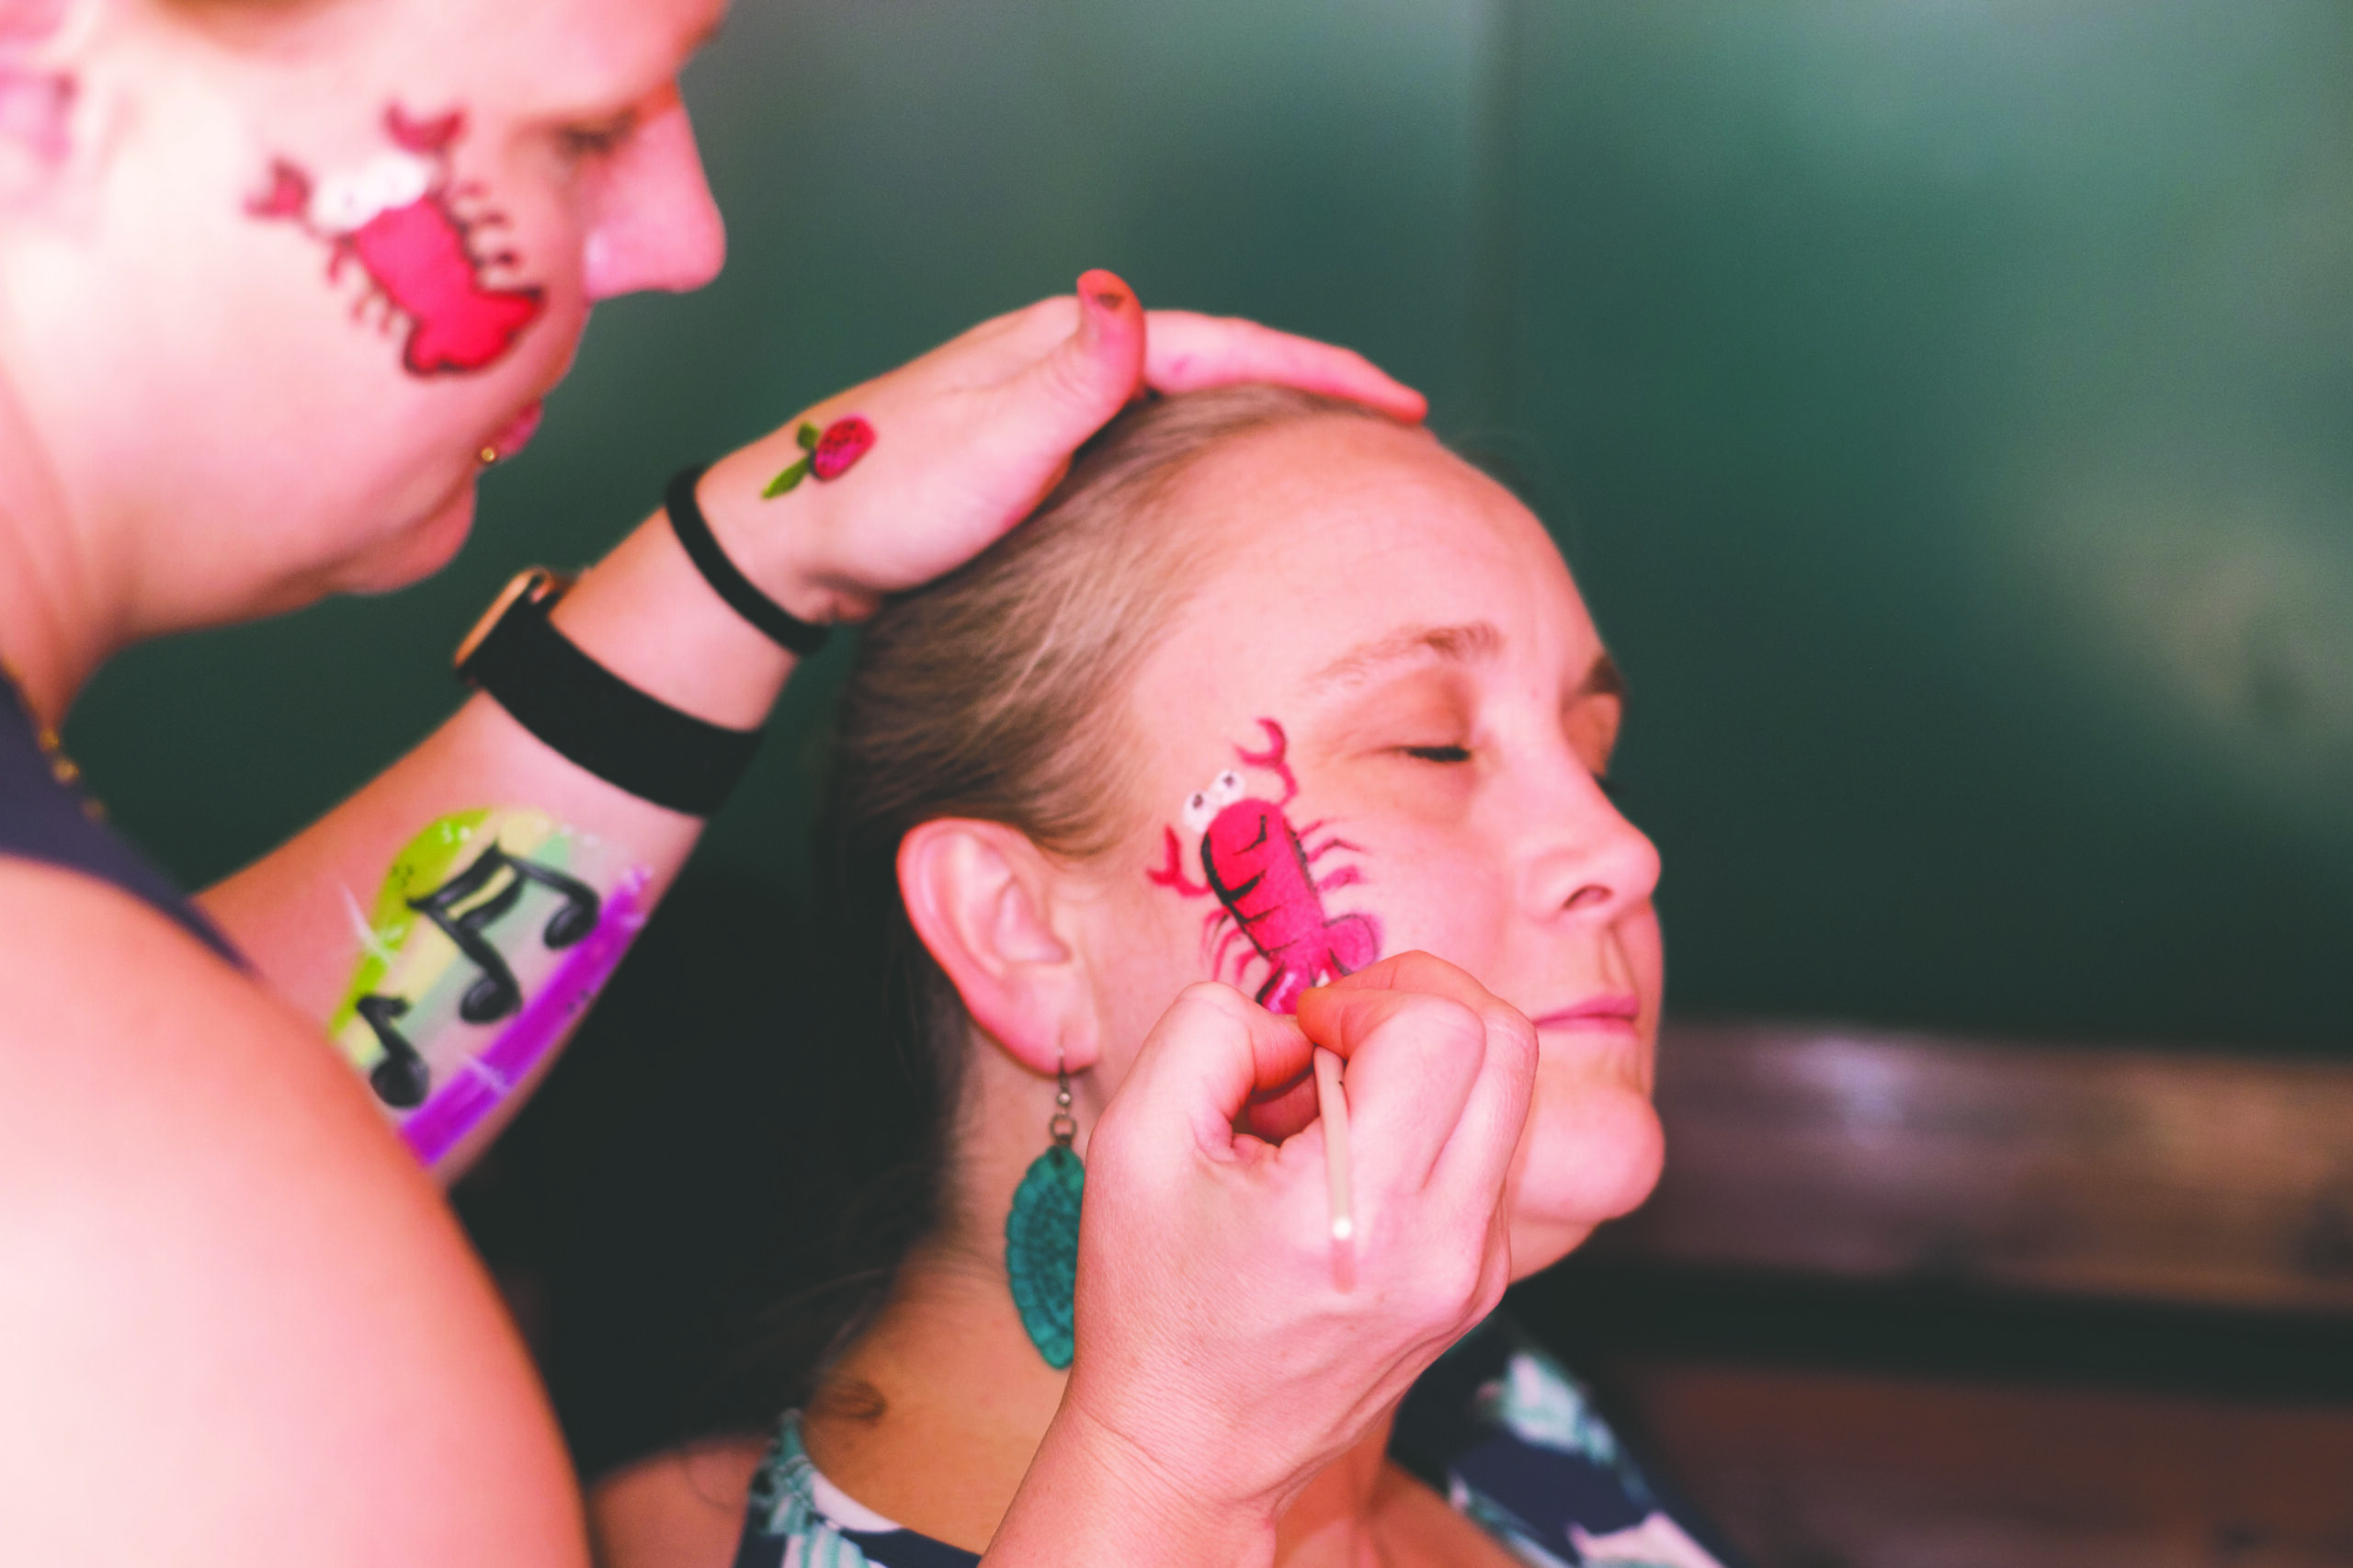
[1014,268,1148,437]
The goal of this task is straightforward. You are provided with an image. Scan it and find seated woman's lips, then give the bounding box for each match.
[1533,994,1643,1030]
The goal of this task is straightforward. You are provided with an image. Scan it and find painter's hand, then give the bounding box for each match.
[690,271,1424,630]
[994,955,1536,1562]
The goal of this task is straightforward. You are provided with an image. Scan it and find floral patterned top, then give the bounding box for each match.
[731,1315,1744,1568]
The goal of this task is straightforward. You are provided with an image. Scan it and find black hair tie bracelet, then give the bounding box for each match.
[665,463,832,657]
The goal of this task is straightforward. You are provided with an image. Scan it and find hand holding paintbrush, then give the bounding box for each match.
[1292,955,1540,1289]
[1059,954,1538,1534]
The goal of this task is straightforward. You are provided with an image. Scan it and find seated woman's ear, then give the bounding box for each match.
[897,819,1100,1075]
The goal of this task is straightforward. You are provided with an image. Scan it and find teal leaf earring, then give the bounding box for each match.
[1005,1056,1083,1369]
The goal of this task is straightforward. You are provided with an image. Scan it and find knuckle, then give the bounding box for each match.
[1467,1249,1512,1324]
[1174,978,1247,1017]
[1087,1100,1134,1158]
[1018,294,1071,327]
[1394,994,1485,1058]
[1038,347,1112,411]
[1156,981,1254,1045]
[1154,349,1202,385]
[1485,1005,1539,1068]
[1404,1239,1489,1325]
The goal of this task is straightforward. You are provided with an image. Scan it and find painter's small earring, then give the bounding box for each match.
[1005,1054,1084,1369]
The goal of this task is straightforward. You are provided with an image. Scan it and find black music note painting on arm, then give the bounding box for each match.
[328,810,639,1120]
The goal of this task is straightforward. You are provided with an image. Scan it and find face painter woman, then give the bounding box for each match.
[0,1,1547,1562]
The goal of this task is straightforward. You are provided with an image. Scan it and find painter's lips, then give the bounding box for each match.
[483,399,544,463]
[1533,994,1643,1031]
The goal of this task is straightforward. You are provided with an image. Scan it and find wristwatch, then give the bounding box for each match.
[456,567,762,817]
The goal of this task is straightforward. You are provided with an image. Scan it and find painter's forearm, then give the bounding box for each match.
[199,506,801,1173]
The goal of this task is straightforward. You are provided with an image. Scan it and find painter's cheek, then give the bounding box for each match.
[246,107,549,381]
[503,278,591,402]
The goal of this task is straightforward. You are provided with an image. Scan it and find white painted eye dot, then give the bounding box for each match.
[1182,769,1248,835]
[365,152,433,211]
[1182,790,1217,835]
[308,153,432,233]
[309,171,371,233]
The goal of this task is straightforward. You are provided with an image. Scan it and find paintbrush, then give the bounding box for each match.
[1313,1045,1355,1289]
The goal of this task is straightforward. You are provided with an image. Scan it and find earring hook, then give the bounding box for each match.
[1049,1052,1076,1148]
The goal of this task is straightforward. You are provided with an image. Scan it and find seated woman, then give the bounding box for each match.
[594,386,1737,1568]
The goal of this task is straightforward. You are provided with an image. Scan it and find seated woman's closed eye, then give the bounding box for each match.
[591,388,1733,1568]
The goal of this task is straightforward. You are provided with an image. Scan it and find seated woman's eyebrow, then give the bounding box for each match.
[1303,620,1504,694]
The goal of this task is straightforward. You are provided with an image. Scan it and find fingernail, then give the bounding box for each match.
[1076,284,1123,350]
[1076,268,1130,342]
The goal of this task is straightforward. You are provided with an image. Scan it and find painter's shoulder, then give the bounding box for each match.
[0,855,589,1565]
[0,852,272,1094]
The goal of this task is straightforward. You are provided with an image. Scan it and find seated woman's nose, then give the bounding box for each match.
[1535,807,1661,919]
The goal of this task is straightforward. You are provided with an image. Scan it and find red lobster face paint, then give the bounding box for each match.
[1147,718,1382,1016]
[248,106,544,377]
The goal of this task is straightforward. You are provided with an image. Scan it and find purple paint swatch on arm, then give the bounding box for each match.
[399,868,649,1165]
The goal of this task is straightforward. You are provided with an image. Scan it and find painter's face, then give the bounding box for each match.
[29,0,724,619]
[1071,416,1665,1277]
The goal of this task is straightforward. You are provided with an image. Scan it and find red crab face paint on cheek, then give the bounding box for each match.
[1145,718,1383,1016]
[247,105,545,377]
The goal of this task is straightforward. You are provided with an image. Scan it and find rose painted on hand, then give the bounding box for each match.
[763,415,876,497]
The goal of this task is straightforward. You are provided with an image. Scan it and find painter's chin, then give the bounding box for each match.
[338,471,480,595]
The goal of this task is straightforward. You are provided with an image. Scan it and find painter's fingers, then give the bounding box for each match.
[1141,311,1427,423]
[1316,953,1540,1209]
[1102,982,1314,1162]
[1293,982,1488,1195]
[1420,983,1537,1217]
[1313,950,1505,1012]
[699,272,1148,613]
[1237,1067,1322,1144]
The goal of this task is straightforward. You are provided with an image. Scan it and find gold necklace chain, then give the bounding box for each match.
[2,657,101,819]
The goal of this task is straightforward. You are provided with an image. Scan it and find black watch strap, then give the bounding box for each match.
[665,464,832,656]
[459,576,761,817]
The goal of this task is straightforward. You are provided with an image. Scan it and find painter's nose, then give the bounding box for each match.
[583,97,726,301]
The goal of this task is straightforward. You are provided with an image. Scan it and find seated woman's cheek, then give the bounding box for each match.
[1516,1071,1667,1252]
[1135,715,1384,1017]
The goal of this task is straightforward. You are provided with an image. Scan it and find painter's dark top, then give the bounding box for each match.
[0,673,240,963]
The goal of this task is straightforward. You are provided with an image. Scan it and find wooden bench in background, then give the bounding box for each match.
[1511,1024,2353,1568]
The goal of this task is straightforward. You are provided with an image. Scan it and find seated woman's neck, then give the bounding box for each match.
[808,1240,1404,1565]
[801,1187,1403,1566]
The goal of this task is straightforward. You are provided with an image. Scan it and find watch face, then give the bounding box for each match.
[455,567,564,672]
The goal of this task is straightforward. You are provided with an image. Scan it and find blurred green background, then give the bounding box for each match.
[69,0,2352,1052]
